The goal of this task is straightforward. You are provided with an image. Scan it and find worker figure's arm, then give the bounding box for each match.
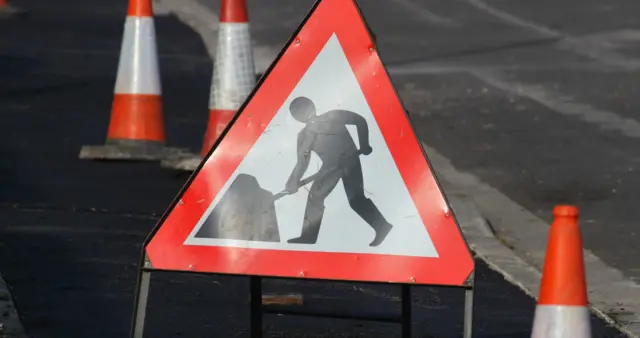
[286,129,314,193]
[324,110,372,155]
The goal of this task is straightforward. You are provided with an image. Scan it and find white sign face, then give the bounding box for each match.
[185,34,439,258]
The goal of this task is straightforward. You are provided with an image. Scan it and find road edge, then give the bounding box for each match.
[446,193,541,299]
[447,192,636,335]
[423,140,640,338]
[0,272,26,338]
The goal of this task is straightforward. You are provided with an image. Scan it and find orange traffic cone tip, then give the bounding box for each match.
[553,205,579,217]
[538,205,587,307]
[79,0,185,161]
[531,205,591,338]
[128,0,153,17]
[221,0,248,23]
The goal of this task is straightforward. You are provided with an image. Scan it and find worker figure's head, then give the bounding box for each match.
[289,96,316,123]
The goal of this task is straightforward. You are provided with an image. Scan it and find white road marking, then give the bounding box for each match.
[469,69,640,138]
[389,0,461,28]
[464,0,640,70]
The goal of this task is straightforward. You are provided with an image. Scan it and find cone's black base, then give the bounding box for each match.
[78,139,188,161]
[159,151,202,171]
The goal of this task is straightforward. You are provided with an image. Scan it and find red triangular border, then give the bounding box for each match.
[145,0,474,286]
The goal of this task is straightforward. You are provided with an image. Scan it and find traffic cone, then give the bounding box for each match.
[531,205,591,338]
[161,0,256,171]
[79,0,184,161]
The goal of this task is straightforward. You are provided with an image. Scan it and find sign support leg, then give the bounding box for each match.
[131,270,151,338]
[463,287,474,338]
[401,284,411,338]
[250,276,263,338]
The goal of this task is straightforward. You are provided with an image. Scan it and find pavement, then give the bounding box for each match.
[0,0,636,337]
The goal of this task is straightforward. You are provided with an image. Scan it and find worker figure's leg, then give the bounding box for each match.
[287,169,341,244]
[342,159,393,247]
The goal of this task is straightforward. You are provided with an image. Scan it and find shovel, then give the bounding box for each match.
[194,149,367,242]
[272,149,367,200]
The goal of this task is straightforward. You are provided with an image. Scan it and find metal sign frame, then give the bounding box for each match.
[130,255,475,338]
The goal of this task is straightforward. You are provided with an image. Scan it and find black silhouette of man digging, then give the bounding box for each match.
[284,96,394,247]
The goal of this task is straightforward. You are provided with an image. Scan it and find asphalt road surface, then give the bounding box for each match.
[0,0,633,337]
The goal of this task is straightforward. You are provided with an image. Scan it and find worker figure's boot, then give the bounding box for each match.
[287,204,324,244]
[350,197,393,247]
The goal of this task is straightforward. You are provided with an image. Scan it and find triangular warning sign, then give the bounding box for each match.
[145,0,474,286]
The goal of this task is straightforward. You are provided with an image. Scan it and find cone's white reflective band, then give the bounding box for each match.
[531,305,591,338]
[114,17,162,95]
[209,23,256,110]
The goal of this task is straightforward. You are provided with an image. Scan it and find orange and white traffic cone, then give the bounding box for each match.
[79,0,183,161]
[531,205,591,338]
[161,0,256,170]
[203,0,256,156]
